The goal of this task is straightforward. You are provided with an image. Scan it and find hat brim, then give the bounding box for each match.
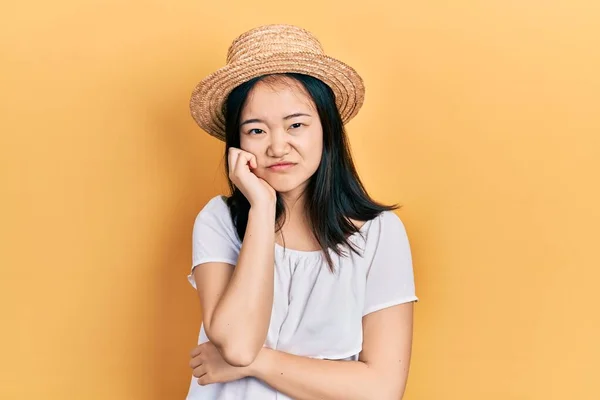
[189,52,365,141]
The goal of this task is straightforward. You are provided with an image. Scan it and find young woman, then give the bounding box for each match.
[185,24,419,400]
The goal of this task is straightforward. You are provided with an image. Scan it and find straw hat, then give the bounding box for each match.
[189,24,365,141]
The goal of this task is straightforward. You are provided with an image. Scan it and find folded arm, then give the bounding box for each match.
[249,302,415,400]
[193,203,276,367]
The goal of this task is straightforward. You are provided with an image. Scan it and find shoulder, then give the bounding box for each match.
[195,195,230,222]
[201,195,229,214]
[378,210,407,231]
[191,195,241,267]
[367,210,410,248]
[193,195,237,237]
[350,211,408,255]
[350,210,404,231]
[361,210,407,235]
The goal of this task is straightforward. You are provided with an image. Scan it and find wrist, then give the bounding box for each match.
[249,201,276,217]
[247,347,272,379]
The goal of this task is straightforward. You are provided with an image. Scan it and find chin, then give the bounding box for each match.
[264,176,305,194]
[269,181,301,193]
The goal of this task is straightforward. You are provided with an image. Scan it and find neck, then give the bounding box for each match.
[278,184,308,218]
[276,185,315,246]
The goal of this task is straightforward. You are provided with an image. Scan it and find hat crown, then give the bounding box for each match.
[226,24,325,64]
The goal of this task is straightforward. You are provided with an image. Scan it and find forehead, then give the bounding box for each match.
[241,77,316,117]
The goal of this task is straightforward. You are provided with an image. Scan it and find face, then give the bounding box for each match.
[239,77,324,196]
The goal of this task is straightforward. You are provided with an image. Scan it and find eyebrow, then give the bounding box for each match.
[240,113,312,126]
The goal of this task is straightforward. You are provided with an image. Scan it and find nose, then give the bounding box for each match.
[266,129,291,158]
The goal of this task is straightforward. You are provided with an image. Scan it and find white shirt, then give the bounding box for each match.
[185,195,419,399]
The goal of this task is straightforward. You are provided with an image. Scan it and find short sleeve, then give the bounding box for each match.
[187,196,241,289]
[363,211,419,316]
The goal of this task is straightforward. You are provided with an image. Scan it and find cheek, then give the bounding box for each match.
[240,134,263,154]
[306,138,323,172]
[307,149,322,173]
[239,137,251,153]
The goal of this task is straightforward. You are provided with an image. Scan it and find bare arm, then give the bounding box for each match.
[193,201,276,367]
[248,302,415,400]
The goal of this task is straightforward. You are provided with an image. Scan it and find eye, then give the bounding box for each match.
[248,128,264,135]
[290,123,303,129]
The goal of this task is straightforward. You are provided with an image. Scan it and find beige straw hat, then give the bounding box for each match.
[189,24,365,141]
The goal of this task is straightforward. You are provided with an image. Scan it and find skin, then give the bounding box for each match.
[239,76,325,251]
[190,76,415,399]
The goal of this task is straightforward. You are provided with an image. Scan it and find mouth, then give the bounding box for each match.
[267,162,296,171]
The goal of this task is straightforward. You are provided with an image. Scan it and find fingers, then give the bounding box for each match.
[229,148,257,168]
[189,344,206,381]
[228,147,240,174]
[192,363,206,379]
[234,152,253,177]
[249,153,257,169]
[190,344,202,358]
[189,345,203,369]
[228,148,258,180]
[189,356,202,369]
[198,375,210,386]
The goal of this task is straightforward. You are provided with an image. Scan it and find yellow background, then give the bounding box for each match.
[2,0,599,399]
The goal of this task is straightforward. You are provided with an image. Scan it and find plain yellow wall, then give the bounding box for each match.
[2,0,599,399]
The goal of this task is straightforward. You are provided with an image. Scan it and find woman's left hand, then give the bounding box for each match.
[189,341,251,386]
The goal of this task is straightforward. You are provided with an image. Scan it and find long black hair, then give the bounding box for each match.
[223,73,399,271]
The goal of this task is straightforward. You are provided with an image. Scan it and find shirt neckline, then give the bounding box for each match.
[274,216,376,257]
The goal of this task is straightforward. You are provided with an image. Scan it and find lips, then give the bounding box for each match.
[269,162,295,167]
[268,162,296,171]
